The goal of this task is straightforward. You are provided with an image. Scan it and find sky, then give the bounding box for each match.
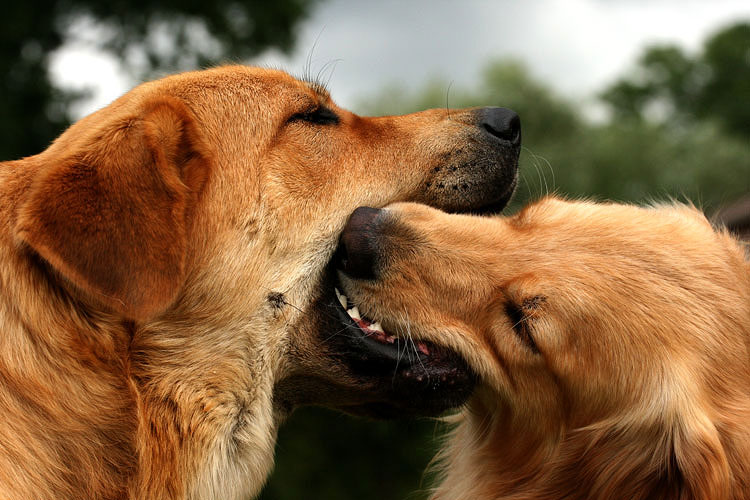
[50,0,750,118]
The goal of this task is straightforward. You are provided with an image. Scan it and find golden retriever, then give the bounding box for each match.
[0,66,521,499]
[334,197,750,500]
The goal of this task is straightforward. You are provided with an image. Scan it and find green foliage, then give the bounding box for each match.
[698,23,750,136]
[0,0,320,161]
[2,2,72,161]
[600,21,750,139]
[359,51,749,212]
[260,408,442,500]
[60,0,319,77]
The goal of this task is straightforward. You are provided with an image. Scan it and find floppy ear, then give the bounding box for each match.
[672,409,732,500]
[15,96,211,320]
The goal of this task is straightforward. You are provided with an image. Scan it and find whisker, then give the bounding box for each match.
[404,308,429,380]
[521,146,556,199]
[445,80,455,121]
[254,284,355,343]
[392,311,406,383]
[318,58,343,93]
[399,311,413,366]
[303,27,326,84]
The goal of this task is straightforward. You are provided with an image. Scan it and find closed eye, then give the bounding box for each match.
[288,106,339,126]
[505,301,540,354]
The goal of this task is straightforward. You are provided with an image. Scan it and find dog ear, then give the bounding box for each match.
[15,96,211,320]
[672,410,732,500]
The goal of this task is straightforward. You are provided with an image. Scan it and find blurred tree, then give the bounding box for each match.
[261,407,442,500]
[0,0,320,161]
[600,46,696,122]
[362,61,583,147]
[2,2,73,162]
[697,23,750,137]
[360,55,749,212]
[601,22,750,138]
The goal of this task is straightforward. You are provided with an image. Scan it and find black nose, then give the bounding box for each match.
[477,107,521,145]
[336,207,384,280]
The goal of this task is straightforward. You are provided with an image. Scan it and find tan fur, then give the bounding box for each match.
[0,66,515,499]
[339,198,750,500]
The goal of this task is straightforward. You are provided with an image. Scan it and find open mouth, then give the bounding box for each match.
[334,286,431,359]
[320,279,476,417]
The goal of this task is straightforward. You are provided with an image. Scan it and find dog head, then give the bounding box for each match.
[335,198,750,499]
[11,66,520,422]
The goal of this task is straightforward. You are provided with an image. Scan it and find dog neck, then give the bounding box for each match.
[127,297,283,500]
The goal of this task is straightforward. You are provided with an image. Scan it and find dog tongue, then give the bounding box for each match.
[338,288,431,355]
[354,317,396,344]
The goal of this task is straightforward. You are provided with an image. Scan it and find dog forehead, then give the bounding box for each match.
[157,66,322,114]
[45,67,317,155]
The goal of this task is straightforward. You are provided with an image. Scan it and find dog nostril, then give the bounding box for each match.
[337,207,383,280]
[478,107,521,145]
[482,119,519,142]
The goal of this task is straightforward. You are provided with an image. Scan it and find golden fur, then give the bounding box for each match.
[337,197,750,500]
[0,66,518,499]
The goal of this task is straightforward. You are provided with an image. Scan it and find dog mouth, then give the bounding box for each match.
[334,286,432,359]
[307,123,519,417]
[318,278,476,418]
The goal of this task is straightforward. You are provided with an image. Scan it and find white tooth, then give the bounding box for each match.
[335,288,348,308]
[347,307,361,320]
[370,322,384,332]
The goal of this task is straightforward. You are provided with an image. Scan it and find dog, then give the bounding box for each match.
[334,197,750,500]
[0,66,520,499]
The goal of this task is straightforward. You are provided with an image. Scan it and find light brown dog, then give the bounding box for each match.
[335,197,750,500]
[0,66,521,499]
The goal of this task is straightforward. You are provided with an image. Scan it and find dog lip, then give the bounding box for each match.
[330,289,429,369]
[320,281,478,416]
[444,166,518,216]
[475,175,517,215]
[459,184,515,216]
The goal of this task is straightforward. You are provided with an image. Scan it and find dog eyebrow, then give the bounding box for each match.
[298,78,331,102]
[294,67,332,98]
[522,295,547,311]
[310,84,331,102]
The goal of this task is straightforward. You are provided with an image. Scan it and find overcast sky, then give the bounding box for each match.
[51,0,750,118]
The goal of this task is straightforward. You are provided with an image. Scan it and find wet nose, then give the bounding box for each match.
[477,107,521,145]
[336,207,384,280]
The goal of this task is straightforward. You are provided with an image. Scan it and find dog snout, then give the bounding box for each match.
[477,107,521,146]
[412,106,520,215]
[336,207,384,280]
